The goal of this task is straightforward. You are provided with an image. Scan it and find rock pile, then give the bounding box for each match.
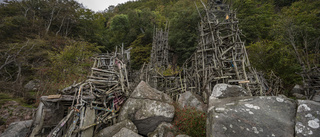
[2,82,320,137]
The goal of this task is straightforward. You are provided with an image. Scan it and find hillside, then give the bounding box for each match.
[0,0,319,117]
[0,0,320,136]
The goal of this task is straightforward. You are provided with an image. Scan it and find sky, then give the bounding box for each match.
[76,0,132,12]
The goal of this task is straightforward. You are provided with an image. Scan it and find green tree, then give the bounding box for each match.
[233,0,276,43]
[167,0,201,65]
[247,40,301,86]
[106,14,130,50]
[129,34,152,69]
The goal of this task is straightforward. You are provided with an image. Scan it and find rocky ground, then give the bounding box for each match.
[1,82,320,137]
[0,100,34,135]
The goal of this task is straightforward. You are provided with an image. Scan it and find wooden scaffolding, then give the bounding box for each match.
[142,1,264,101]
[140,25,183,99]
[182,0,263,100]
[301,67,320,99]
[150,27,170,68]
[31,46,131,137]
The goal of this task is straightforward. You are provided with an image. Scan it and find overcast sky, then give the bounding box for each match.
[76,0,132,12]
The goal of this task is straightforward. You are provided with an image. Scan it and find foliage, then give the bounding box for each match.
[247,40,301,86]
[0,0,103,98]
[157,65,181,76]
[233,0,319,88]
[46,40,100,81]
[1,0,319,99]
[233,0,276,43]
[168,0,200,65]
[106,14,130,48]
[33,40,100,96]
[0,92,34,108]
[129,34,152,69]
[173,105,206,137]
[0,38,47,82]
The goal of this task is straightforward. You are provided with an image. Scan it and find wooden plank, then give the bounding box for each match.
[47,94,62,99]
[239,80,250,84]
[64,115,79,137]
[41,95,95,103]
[91,68,119,75]
[81,107,95,137]
[88,76,114,81]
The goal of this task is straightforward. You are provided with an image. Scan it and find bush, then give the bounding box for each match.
[173,105,206,137]
[35,40,101,96]
[157,65,181,76]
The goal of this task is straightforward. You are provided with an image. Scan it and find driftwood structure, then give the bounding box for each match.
[142,1,264,102]
[150,27,170,69]
[264,71,284,96]
[25,1,319,137]
[30,46,130,137]
[181,0,263,100]
[301,67,320,99]
[140,25,184,100]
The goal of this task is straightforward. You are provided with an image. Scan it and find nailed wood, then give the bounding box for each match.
[81,107,95,137]
[40,46,131,136]
[47,94,62,99]
[41,95,95,102]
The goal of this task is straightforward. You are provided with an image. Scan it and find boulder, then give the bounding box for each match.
[112,128,142,137]
[147,122,175,137]
[177,91,206,112]
[96,119,138,137]
[295,100,320,137]
[209,84,251,108]
[118,81,175,136]
[210,84,251,99]
[129,81,173,103]
[293,93,307,99]
[207,96,296,137]
[0,101,34,134]
[312,94,320,102]
[290,84,305,95]
[1,120,33,137]
[24,79,40,91]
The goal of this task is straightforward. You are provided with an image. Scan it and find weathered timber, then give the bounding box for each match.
[33,45,131,137]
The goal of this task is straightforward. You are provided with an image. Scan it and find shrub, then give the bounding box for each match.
[173,105,206,137]
[35,40,100,96]
[157,65,181,76]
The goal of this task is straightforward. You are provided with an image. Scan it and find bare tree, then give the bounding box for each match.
[0,40,35,82]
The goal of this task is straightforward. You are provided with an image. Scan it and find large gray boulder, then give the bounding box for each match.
[177,91,206,112]
[147,122,175,137]
[112,128,142,137]
[209,84,251,108]
[1,120,33,137]
[96,119,138,137]
[210,84,251,99]
[295,100,320,137]
[118,81,175,136]
[207,96,296,137]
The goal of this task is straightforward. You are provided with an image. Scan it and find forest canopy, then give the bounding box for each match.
[0,0,319,97]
